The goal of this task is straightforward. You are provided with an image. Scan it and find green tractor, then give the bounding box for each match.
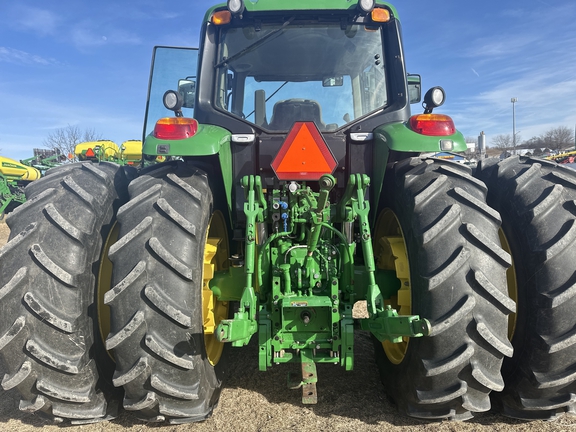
[2,0,576,424]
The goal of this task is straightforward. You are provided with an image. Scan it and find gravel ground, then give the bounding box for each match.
[0,221,8,248]
[1,219,575,431]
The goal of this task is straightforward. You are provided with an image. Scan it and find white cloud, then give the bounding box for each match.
[450,66,576,142]
[464,34,539,61]
[0,88,144,161]
[441,1,576,143]
[0,47,59,66]
[499,9,526,19]
[11,6,60,36]
[70,23,142,49]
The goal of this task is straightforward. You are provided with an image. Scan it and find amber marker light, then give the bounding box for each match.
[212,10,232,25]
[371,8,391,23]
[153,117,199,140]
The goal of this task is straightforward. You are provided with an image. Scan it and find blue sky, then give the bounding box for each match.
[1,0,575,161]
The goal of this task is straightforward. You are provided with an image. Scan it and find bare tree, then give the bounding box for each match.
[491,134,513,150]
[523,136,545,150]
[542,126,574,153]
[43,125,102,160]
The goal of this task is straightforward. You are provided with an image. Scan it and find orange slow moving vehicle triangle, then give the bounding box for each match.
[271,122,337,180]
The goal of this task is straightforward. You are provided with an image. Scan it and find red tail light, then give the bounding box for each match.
[153,117,198,140]
[409,114,456,136]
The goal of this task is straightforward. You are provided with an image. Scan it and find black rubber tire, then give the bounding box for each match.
[476,156,576,420]
[106,160,228,424]
[372,157,514,420]
[0,162,132,423]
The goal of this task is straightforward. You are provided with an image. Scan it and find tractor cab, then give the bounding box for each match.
[211,16,389,133]
[144,1,411,137]
[142,1,433,225]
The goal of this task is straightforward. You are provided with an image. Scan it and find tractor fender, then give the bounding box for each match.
[142,123,231,157]
[373,122,467,154]
[370,121,467,223]
[143,123,234,221]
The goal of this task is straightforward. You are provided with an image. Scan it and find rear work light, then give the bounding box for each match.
[153,117,198,140]
[409,114,456,136]
[358,0,375,14]
[227,0,245,15]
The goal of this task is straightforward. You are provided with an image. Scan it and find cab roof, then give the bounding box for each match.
[204,0,399,23]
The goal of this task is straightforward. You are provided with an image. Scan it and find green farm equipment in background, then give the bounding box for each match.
[74,139,143,166]
[0,142,143,217]
[0,149,66,217]
[20,149,66,174]
[0,156,41,218]
[1,0,576,425]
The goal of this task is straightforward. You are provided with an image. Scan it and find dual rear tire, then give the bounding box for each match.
[0,162,132,423]
[373,156,576,421]
[372,157,514,420]
[105,160,229,423]
[0,160,229,424]
[476,156,576,420]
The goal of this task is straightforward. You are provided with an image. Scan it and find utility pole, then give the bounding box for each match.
[511,98,518,155]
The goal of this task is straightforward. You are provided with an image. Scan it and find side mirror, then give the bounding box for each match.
[407,74,421,104]
[178,79,196,109]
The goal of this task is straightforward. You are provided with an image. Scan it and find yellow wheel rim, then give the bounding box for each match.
[202,210,230,366]
[97,222,119,361]
[374,209,411,365]
[499,229,518,340]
